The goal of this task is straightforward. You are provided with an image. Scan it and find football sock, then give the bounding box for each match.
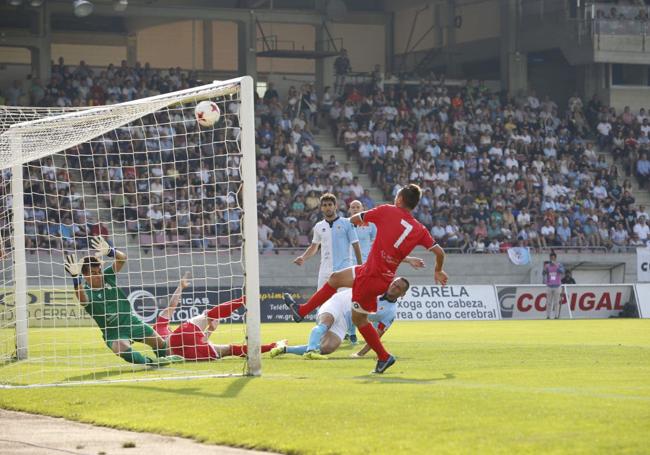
[229,342,276,357]
[298,283,336,317]
[345,312,356,337]
[120,348,152,365]
[153,341,168,358]
[207,297,245,320]
[286,345,309,356]
[307,323,328,352]
[358,323,390,362]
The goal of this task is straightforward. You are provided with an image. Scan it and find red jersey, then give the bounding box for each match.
[363,204,436,281]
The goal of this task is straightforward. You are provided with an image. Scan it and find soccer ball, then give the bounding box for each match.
[195,100,220,127]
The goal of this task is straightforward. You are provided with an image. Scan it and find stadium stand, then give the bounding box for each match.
[2,59,649,254]
[327,77,649,253]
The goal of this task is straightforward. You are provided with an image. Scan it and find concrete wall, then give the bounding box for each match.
[212,21,238,71]
[16,250,638,288]
[328,23,386,73]
[608,86,650,112]
[256,22,315,75]
[51,44,127,67]
[394,4,438,54]
[137,20,204,70]
[455,0,501,44]
[0,47,31,64]
[257,251,638,288]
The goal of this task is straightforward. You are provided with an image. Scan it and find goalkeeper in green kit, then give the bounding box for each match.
[64,236,183,366]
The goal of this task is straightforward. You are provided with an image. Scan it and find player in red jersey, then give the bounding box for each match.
[283,184,448,373]
[154,274,284,360]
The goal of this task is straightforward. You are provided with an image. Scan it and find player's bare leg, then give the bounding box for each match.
[319,331,342,355]
[184,312,280,359]
[352,308,396,374]
[284,267,355,322]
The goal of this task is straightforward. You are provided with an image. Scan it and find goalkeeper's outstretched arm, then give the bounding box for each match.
[91,235,127,272]
[64,255,88,304]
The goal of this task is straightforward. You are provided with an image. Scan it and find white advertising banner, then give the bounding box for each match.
[637,248,650,282]
[496,285,639,319]
[636,283,650,318]
[397,285,500,321]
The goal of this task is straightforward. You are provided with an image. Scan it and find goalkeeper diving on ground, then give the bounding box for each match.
[65,237,283,365]
[64,236,184,366]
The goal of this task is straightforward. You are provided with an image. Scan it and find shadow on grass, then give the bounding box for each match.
[116,376,253,399]
[353,372,455,384]
[63,366,150,383]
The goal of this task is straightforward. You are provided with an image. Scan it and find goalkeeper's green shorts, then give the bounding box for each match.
[104,318,157,348]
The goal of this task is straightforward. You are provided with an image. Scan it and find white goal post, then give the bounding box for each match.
[0,76,261,387]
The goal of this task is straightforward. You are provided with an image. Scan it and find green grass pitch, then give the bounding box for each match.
[1,320,649,454]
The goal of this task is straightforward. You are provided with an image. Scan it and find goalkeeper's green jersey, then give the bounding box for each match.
[83,266,139,338]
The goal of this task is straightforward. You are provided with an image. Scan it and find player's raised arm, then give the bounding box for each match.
[403,256,425,269]
[64,255,88,305]
[91,236,126,272]
[164,271,191,319]
[429,244,448,285]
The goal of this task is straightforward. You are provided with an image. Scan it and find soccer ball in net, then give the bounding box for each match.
[195,100,221,127]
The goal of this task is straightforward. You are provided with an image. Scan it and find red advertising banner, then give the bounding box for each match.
[497,285,640,319]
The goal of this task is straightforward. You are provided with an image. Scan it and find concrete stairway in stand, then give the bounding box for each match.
[312,132,386,205]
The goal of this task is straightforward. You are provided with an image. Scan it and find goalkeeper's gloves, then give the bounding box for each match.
[91,236,115,258]
[64,255,83,288]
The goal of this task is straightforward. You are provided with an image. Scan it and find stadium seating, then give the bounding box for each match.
[3,60,649,254]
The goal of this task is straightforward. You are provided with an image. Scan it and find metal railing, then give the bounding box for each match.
[263,245,630,255]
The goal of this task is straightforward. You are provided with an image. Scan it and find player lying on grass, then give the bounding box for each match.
[284,184,448,374]
[271,277,409,360]
[153,273,285,360]
[64,236,183,366]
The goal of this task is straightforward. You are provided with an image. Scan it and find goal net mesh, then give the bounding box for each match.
[0,79,259,387]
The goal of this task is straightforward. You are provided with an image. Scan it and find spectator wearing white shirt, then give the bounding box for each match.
[487,239,500,253]
[611,222,629,253]
[592,179,608,200]
[633,216,649,244]
[597,120,612,147]
[257,218,274,253]
[540,218,556,248]
[349,177,364,198]
[431,220,446,242]
[517,207,531,227]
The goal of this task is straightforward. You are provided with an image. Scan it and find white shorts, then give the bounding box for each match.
[318,289,353,341]
[317,268,332,289]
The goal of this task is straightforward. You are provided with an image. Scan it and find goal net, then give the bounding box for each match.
[0,77,261,387]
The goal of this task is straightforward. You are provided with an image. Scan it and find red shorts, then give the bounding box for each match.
[153,316,172,338]
[168,322,218,361]
[351,265,392,313]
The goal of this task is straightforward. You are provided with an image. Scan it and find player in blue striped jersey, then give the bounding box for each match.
[349,200,376,263]
[293,193,362,288]
[269,276,411,360]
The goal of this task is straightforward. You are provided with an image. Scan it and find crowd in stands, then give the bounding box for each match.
[595,2,650,24]
[329,76,650,253]
[2,58,650,254]
[2,58,361,254]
